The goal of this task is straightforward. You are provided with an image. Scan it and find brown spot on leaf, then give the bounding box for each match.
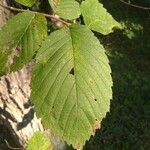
[75,142,81,150]
[16,46,21,52]
[92,120,101,135]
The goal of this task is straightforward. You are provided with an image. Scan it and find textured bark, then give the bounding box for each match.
[0,65,44,148]
[0,2,44,147]
[0,0,10,26]
[0,1,65,149]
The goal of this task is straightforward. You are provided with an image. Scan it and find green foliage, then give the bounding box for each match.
[0,12,35,74]
[27,132,52,150]
[0,12,47,74]
[31,25,112,148]
[15,0,37,7]
[0,0,149,149]
[48,0,81,20]
[122,22,143,39]
[81,0,122,35]
[0,0,124,149]
[11,13,47,71]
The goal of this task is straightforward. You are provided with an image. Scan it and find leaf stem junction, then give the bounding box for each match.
[0,3,71,26]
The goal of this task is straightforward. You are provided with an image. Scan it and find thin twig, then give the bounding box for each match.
[4,139,24,150]
[120,0,150,10]
[0,3,71,26]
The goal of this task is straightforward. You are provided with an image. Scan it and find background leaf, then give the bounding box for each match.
[48,0,81,20]
[31,25,112,149]
[11,13,47,71]
[27,131,52,150]
[15,0,37,7]
[0,12,47,75]
[81,0,122,35]
[0,12,35,75]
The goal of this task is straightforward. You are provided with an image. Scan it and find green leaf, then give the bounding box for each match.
[11,13,47,71]
[0,12,47,75]
[81,0,122,35]
[48,0,81,20]
[15,0,37,7]
[0,12,34,74]
[31,25,112,149]
[27,131,52,150]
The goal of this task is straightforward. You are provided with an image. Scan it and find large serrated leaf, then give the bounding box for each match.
[48,0,81,20]
[15,0,37,7]
[0,12,47,75]
[81,0,122,35]
[27,131,52,150]
[31,25,112,149]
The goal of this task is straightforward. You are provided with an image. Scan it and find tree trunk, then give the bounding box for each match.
[0,1,65,149]
[0,64,44,148]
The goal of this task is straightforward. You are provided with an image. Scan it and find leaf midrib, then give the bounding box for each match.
[69,27,79,140]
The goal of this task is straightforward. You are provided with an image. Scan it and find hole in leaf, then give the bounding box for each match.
[38,44,42,48]
[33,50,38,59]
[94,99,97,101]
[69,68,74,75]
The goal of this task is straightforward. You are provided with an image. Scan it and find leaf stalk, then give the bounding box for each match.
[0,3,71,26]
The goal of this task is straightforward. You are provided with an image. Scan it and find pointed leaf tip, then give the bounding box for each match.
[81,0,122,35]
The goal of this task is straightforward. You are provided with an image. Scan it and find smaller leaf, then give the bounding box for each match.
[0,12,35,75]
[81,0,122,35]
[48,0,81,20]
[0,12,47,75]
[27,131,52,150]
[11,13,47,71]
[15,0,37,7]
